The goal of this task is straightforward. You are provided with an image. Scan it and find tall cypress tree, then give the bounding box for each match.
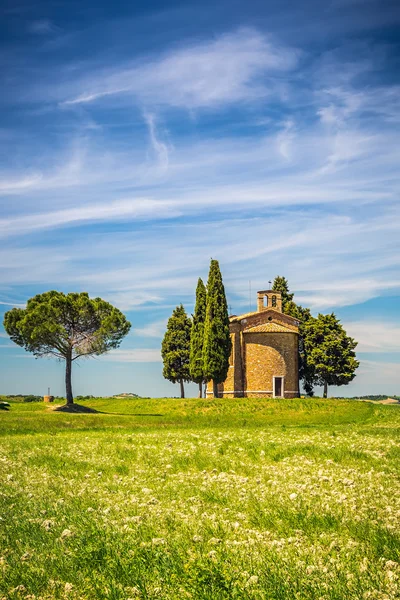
[271,276,294,311]
[190,278,207,398]
[161,304,191,398]
[203,259,232,398]
[272,276,313,395]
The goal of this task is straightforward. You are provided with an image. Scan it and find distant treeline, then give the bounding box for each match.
[335,395,400,401]
[0,394,144,402]
[0,394,84,403]
[0,394,50,403]
[1,393,398,403]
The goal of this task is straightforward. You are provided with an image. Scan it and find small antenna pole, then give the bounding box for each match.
[48,387,50,396]
[249,280,251,311]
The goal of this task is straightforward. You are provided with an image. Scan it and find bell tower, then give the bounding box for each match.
[257,290,282,313]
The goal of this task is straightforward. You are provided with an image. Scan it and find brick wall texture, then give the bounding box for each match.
[207,290,300,398]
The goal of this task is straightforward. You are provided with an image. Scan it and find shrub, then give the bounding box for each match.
[23,395,42,403]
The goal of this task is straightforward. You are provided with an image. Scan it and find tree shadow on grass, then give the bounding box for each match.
[51,404,164,417]
[96,412,164,417]
[52,404,99,414]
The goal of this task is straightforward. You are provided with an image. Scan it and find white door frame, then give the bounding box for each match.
[273,376,285,398]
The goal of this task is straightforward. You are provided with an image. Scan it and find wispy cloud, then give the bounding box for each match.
[1,206,398,312]
[275,119,295,160]
[346,322,400,353]
[134,319,168,338]
[296,281,400,310]
[144,113,170,172]
[61,28,298,109]
[0,198,181,238]
[0,300,26,308]
[100,349,161,362]
[356,359,400,388]
[28,19,57,35]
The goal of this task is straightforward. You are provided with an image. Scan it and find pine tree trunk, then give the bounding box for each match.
[180,379,185,399]
[213,380,219,398]
[65,352,73,405]
[323,381,328,398]
[198,382,202,398]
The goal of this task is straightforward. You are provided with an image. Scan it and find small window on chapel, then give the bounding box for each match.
[263,295,268,308]
[272,295,277,307]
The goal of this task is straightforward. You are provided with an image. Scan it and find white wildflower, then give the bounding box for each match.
[306,565,315,574]
[60,529,73,540]
[246,575,259,587]
[151,538,165,545]
[21,552,31,561]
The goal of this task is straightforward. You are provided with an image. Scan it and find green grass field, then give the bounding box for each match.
[1,397,400,599]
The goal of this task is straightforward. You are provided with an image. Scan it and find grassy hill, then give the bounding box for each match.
[0,395,398,435]
[1,397,400,599]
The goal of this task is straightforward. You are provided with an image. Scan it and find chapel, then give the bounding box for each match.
[206,289,300,398]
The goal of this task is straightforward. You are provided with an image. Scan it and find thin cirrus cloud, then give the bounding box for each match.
[356,360,400,388]
[61,28,299,109]
[0,198,182,238]
[1,208,398,313]
[28,19,57,35]
[100,349,161,363]
[134,320,168,338]
[345,322,400,353]
[0,165,397,238]
[143,113,170,172]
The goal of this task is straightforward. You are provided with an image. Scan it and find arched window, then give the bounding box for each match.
[272,295,277,307]
[263,294,268,308]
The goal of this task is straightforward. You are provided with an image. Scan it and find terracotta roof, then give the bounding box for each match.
[229,310,259,321]
[244,322,298,334]
[229,308,299,325]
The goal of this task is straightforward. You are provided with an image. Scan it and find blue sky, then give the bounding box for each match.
[1,0,399,398]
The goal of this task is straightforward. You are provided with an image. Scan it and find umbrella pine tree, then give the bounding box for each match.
[3,291,131,406]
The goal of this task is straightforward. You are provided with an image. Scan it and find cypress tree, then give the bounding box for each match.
[189,278,207,397]
[272,276,313,395]
[161,304,192,398]
[203,259,232,398]
[271,276,294,311]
